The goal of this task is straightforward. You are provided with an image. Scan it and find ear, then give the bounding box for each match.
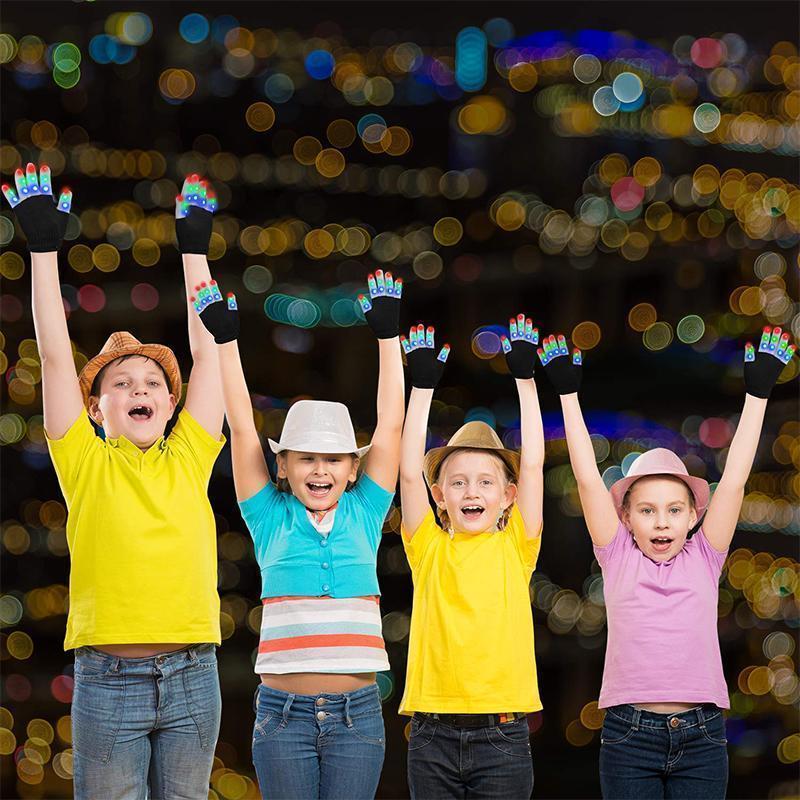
[688,507,698,528]
[502,481,518,510]
[621,508,631,529]
[167,393,177,415]
[349,456,360,482]
[430,483,446,508]
[276,452,288,479]
[87,396,103,425]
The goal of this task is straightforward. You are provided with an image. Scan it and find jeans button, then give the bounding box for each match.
[670,717,680,728]
[316,711,326,721]
[316,697,327,707]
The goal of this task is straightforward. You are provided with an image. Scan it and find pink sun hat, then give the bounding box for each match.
[609,448,710,521]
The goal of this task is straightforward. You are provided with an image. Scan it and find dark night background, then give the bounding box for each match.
[1,2,798,798]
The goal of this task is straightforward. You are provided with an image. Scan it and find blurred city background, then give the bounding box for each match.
[1,2,798,798]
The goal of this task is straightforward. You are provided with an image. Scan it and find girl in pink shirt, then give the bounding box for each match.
[537,328,795,799]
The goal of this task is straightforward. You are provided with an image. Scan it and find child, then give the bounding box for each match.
[537,328,796,799]
[3,168,226,800]
[194,269,404,799]
[399,314,545,799]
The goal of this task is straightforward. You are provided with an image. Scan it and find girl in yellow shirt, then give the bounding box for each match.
[399,314,545,799]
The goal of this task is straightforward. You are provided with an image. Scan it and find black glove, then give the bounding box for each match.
[358,269,402,339]
[175,175,217,255]
[402,323,450,389]
[743,326,795,399]
[3,163,72,252]
[193,281,240,344]
[539,334,583,395]
[501,313,539,379]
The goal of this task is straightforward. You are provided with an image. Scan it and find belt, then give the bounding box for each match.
[414,711,527,728]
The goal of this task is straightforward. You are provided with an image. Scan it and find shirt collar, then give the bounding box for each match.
[106,432,166,460]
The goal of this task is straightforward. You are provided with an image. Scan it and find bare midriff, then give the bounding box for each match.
[633,702,701,713]
[260,672,375,694]
[94,643,189,658]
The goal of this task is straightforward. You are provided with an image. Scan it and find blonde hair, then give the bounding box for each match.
[434,448,516,532]
[621,475,696,512]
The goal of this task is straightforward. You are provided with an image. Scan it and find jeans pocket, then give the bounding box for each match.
[181,658,221,751]
[600,712,636,745]
[407,717,436,752]
[348,709,385,747]
[253,710,286,742]
[485,721,532,758]
[72,672,126,763]
[700,715,728,746]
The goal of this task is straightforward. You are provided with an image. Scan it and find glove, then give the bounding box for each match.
[743,326,795,398]
[357,269,402,339]
[192,280,240,344]
[2,163,72,252]
[175,174,217,255]
[501,313,540,379]
[402,323,450,389]
[538,334,583,395]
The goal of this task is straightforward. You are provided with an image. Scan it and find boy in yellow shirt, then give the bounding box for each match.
[398,315,545,799]
[4,167,225,799]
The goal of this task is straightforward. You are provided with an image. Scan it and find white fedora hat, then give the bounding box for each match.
[268,400,371,457]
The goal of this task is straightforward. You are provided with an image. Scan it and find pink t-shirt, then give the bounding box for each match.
[594,522,729,710]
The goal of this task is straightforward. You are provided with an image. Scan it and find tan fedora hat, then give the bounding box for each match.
[78,331,182,407]
[609,448,710,520]
[423,421,520,488]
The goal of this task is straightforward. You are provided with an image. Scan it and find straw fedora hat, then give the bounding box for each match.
[78,331,182,407]
[609,448,710,520]
[423,421,520,487]
[268,400,371,457]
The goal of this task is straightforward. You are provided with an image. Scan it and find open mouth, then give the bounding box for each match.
[306,481,333,498]
[128,405,154,421]
[650,536,673,553]
[460,505,485,521]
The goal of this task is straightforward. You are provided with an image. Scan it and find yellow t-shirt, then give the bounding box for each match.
[399,505,542,714]
[46,410,225,650]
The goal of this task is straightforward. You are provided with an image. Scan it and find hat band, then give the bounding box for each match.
[275,431,359,453]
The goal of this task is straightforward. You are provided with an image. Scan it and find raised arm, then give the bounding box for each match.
[175,176,224,437]
[540,334,618,546]
[500,314,544,537]
[703,329,795,552]
[192,279,269,502]
[399,324,449,538]
[4,164,82,438]
[357,270,405,491]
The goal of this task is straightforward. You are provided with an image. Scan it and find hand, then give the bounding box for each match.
[358,269,402,339]
[743,326,795,398]
[402,323,450,389]
[192,280,239,344]
[175,174,217,255]
[538,334,583,395]
[501,313,539,379]
[2,163,73,252]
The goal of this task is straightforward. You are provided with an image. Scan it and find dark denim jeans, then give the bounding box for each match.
[407,714,534,800]
[252,682,385,800]
[599,704,728,799]
[72,644,221,800]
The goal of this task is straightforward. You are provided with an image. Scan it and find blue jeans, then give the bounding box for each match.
[407,714,534,799]
[72,644,221,800]
[599,704,728,799]
[252,682,385,799]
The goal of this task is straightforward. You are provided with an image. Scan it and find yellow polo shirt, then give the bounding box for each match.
[399,505,542,714]
[46,410,225,650]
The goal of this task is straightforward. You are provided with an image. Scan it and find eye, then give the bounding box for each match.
[301,456,314,462]
[148,380,160,387]
[452,480,464,487]
[670,507,681,514]
[480,479,493,486]
[115,381,129,388]
[326,457,341,463]
[641,508,652,514]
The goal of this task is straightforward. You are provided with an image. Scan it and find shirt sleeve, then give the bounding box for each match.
[45,413,101,506]
[507,504,541,572]
[349,473,395,548]
[592,520,630,569]
[401,508,441,571]
[166,409,226,481]
[238,480,283,550]
[691,528,728,578]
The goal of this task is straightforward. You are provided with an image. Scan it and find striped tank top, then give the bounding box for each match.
[255,595,390,674]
